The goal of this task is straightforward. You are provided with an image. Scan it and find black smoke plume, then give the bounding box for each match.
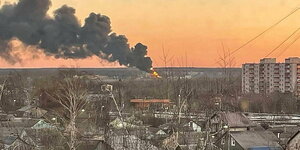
[0,0,153,72]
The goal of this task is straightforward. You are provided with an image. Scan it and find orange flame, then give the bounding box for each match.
[150,68,162,78]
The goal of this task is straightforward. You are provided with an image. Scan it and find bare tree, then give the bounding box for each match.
[216,42,241,108]
[176,87,193,143]
[0,71,29,112]
[217,42,236,81]
[47,77,88,150]
[160,45,174,99]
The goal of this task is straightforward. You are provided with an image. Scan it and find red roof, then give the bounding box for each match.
[130,99,171,103]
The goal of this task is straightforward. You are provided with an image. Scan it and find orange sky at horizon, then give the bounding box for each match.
[1,0,300,68]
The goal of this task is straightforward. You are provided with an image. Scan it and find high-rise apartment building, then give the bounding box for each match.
[242,57,300,95]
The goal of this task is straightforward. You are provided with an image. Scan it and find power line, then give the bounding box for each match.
[265,27,300,57]
[276,32,300,57]
[231,8,300,55]
[215,7,299,64]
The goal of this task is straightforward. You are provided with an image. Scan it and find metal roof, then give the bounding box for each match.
[231,131,282,149]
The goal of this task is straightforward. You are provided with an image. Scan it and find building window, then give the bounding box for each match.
[231,137,236,146]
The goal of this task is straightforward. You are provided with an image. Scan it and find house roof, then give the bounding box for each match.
[0,118,39,128]
[31,120,56,129]
[159,122,177,130]
[147,127,161,134]
[0,128,26,146]
[213,112,257,128]
[231,131,282,149]
[17,105,47,117]
[182,120,202,127]
[17,105,33,112]
[1,136,18,145]
[0,127,24,138]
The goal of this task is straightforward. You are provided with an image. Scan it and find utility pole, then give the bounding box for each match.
[176,88,192,144]
[102,84,129,134]
[0,79,7,110]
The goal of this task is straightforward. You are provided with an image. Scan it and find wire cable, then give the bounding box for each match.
[215,7,300,64]
[265,27,300,57]
[276,32,300,57]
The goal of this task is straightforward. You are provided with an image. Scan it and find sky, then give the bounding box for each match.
[1,0,300,68]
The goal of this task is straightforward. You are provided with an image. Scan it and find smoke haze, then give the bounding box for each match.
[0,0,152,72]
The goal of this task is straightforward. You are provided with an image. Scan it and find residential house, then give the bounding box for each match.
[147,127,167,136]
[0,118,57,149]
[143,127,169,147]
[0,128,35,150]
[0,135,32,150]
[30,119,55,130]
[209,111,258,144]
[210,112,257,134]
[210,112,282,150]
[163,132,201,150]
[215,130,282,150]
[183,120,202,132]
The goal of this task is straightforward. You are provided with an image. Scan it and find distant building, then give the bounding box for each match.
[242,57,300,95]
[130,99,172,109]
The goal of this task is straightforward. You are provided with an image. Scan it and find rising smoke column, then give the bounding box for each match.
[0,0,153,72]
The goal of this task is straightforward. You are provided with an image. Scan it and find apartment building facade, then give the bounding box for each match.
[242,57,300,95]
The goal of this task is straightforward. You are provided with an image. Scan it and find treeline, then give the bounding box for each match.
[0,69,299,114]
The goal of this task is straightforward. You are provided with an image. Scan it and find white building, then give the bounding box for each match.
[242,57,300,95]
